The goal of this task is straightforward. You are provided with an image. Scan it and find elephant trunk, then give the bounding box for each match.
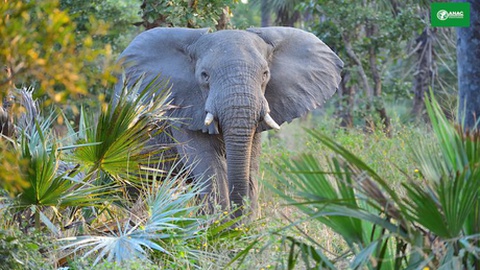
[219,92,259,218]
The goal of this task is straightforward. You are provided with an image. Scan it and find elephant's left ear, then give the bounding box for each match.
[247,27,343,131]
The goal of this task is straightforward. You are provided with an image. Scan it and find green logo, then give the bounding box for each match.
[431,2,470,27]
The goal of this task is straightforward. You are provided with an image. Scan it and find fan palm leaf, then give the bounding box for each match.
[259,94,479,269]
[72,75,172,186]
[1,108,114,232]
[60,163,210,266]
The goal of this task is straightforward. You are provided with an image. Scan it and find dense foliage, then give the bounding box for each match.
[245,96,480,269]
[0,82,244,268]
[0,1,116,103]
[140,0,237,29]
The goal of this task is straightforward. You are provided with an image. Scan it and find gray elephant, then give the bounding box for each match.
[115,27,343,219]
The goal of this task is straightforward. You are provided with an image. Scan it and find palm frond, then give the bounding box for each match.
[72,75,172,186]
[59,162,209,267]
[15,121,113,210]
[258,94,479,268]
[0,96,116,233]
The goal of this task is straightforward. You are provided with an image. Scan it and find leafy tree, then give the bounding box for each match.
[59,0,141,52]
[230,1,261,29]
[0,0,115,104]
[303,0,425,131]
[138,0,237,30]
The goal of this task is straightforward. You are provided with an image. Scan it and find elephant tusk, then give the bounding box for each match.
[204,112,214,126]
[264,113,280,130]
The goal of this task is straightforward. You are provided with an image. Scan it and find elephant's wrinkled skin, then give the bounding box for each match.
[114,27,343,220]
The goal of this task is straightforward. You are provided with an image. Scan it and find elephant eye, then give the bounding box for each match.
[201,71,209,82]
[262,70,269,82]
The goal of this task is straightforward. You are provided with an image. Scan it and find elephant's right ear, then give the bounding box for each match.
[115,27,212,132]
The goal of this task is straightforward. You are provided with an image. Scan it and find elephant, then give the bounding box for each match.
[114,27,343,220]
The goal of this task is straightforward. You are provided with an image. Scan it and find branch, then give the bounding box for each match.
[341,33,373,100]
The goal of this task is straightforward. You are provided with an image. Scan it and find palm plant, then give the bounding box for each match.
[51,77,241,267]
[0,88,111,233]
[1,88,38,195]
[72,75,172,188]
[250,0,302,26]
[237,95,479,269]
[60,162,242,268]
[15,135,112,232]
[0,78,181,266]
[60,164,196,264]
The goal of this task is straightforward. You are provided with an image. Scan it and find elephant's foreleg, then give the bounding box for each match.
[172,129,230,211]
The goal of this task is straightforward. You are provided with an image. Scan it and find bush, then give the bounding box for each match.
[238,96,480,269]
[0,229,52,270]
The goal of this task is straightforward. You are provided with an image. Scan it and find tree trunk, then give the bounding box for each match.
[215,7,230,30]
[260,0,271,27]
[342,33,375,131]
[366,22,391,134]
[275,6,299,27]
[457,1,480,131]
[338,71,354,128]
[411,18,435,119]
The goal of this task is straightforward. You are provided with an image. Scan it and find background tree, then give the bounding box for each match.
[457,0,480,130]
[138,0,236,30]
[59,0,140,52]
[272,0,301,26]
[411,25,435,118]
[260,0,271,26]
[304,0,425,132]
[252,0,301,27]
[57,0,141,112]
[243,0,457,128]
[0,1,115,104]
[230,2,261,28]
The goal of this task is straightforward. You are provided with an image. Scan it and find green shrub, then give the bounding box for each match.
[0,229,52,270]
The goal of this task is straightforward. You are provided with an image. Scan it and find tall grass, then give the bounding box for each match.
[242,97,479,269]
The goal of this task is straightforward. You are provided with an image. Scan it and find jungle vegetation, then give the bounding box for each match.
[1,0,479,269]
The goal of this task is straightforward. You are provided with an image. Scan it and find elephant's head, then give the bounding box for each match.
[116,27,343,216]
